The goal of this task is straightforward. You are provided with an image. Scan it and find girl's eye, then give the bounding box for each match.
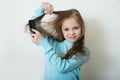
[74,26,79,30]
[64,28,69,31]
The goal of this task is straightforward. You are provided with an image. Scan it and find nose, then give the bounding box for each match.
[70,30,75,35]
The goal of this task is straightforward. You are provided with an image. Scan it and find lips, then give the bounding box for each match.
[69,36,76,39]
[67,36,78,42]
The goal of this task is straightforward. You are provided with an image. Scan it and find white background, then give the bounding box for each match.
[0,0,120,80]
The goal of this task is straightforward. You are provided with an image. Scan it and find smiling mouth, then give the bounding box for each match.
[69,36,76,39]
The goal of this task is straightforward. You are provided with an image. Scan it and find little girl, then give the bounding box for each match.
[26,2,89,80]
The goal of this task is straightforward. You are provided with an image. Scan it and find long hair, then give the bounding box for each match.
[25,9,85,59]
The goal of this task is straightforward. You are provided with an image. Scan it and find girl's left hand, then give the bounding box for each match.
[42,2,54,14]
[31,29,44,44]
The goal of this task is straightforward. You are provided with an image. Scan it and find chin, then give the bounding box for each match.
[69,40,77,43]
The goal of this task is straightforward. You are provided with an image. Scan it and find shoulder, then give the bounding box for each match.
[83,47,89,55]
[74,47,90,60]
[84,47,90,58]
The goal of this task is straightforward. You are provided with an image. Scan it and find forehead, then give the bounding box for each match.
[62,17,79,27]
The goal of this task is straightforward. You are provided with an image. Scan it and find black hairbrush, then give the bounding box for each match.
[28,20,36,33]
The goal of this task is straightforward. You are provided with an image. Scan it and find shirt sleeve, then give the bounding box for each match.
[39,33,57,46]
[39,39,89,73]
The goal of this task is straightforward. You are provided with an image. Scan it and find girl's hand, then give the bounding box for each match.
[42,2,54,14]
[31,29,44,45]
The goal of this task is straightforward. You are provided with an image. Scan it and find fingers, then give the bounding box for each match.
[43,2,54,14]
[31,29,38,34]
[49,4,53,14]
[50,5,53,14]
[31,29,44,44]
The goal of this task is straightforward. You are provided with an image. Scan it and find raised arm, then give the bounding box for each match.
[31,2,55,45]
[31,2,54,19]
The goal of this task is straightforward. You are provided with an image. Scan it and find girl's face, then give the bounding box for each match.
[62,17,81,42]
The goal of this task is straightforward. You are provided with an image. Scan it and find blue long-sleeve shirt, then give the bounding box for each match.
[31,4,89,80]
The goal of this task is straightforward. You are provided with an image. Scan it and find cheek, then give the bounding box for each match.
[62,32,67,36]
[77,29,81,36]
[78,30,81,35]
[62,31,69,38]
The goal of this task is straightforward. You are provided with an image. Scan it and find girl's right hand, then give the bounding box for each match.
[42,2,54,14]
[31,29,44,45]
